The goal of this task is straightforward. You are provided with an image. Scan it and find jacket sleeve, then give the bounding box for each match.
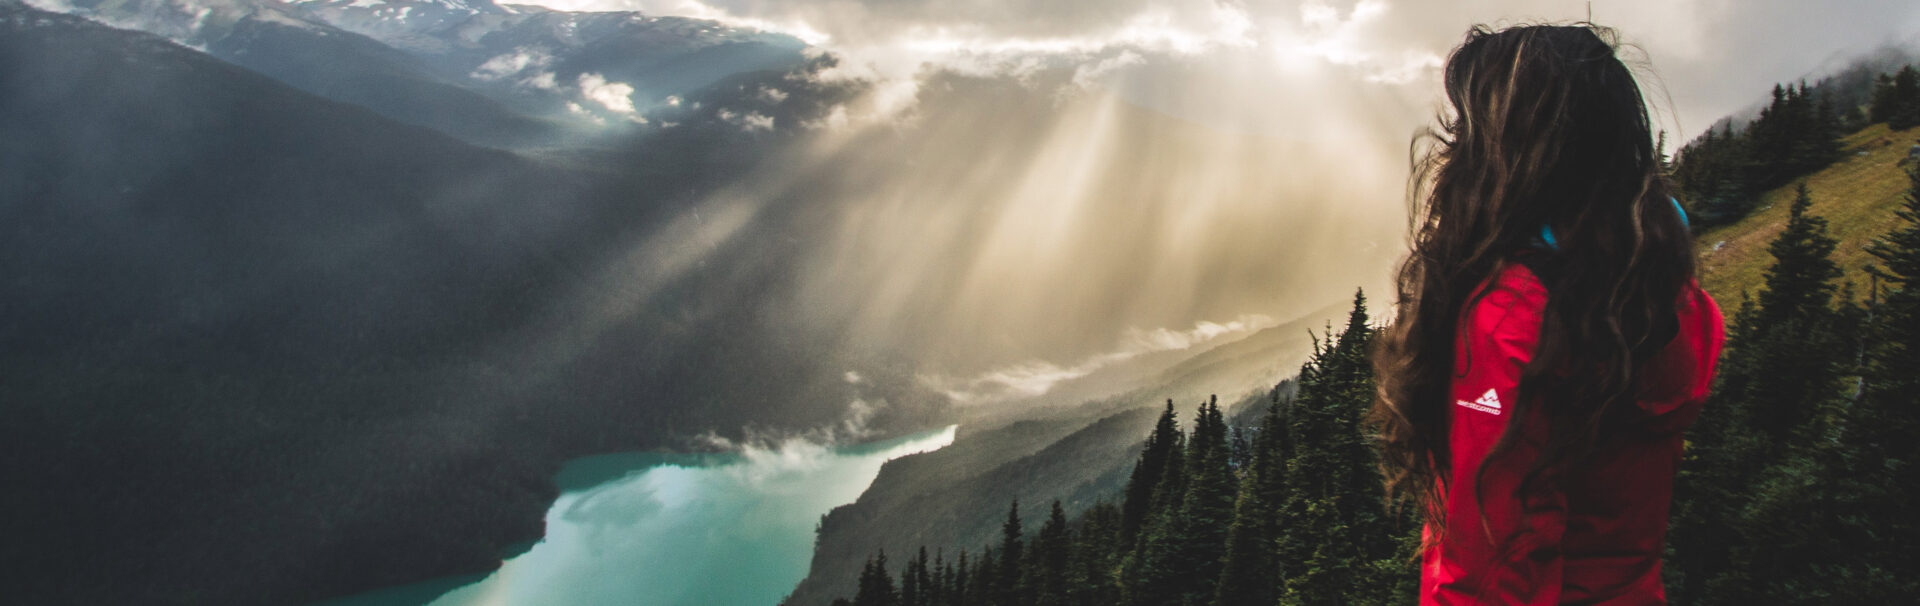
[1426,269,1567,605]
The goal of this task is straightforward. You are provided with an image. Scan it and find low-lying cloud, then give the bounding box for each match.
[579,72,639,114]
[925,314,1275,405]
[472,47,552,81]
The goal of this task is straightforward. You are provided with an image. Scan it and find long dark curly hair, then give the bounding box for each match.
[1369,24,1696,536]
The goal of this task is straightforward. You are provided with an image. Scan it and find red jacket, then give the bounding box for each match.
[1421,262,1725,605]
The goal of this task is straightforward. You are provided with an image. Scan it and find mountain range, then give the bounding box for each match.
[41,0,808,146]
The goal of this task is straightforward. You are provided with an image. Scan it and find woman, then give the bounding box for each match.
[1371,24,1725,604]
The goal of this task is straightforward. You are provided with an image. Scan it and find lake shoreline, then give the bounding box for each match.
[319,426,959,606]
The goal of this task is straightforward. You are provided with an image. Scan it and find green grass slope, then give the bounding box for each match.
[1697,123,1920,303]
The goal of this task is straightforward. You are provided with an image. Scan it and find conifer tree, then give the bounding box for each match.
[953,551,971,606]
[1120,400,1190,605]
[1742,184,1849,442]
[1276,290,1398,604]
[994,502,1025,606]
[856,552,900,606]
[1067,502,1121,606]
[1121,400,1203,606]
[969,548,996,606]
[1747,84,1793,185]
[932,550,950,606]
[1871,71,1900,125]
[1758,185,1843,325]
[1228,424,1252,471]
[1816,93,1842,149]
[1168,397,1236,603]
[918,547,936,606]
[1028,501,1071,606]
[1887,66,1920,130]
[1120,401,1182,546]
[1213,390,1290,606]
[901,550,920,606]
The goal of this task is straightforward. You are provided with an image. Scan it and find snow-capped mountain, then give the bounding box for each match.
[289,0,501,48]
[30,0,809,143]
[291,0,808,120]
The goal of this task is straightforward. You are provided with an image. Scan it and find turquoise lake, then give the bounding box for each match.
[327,426,958,606]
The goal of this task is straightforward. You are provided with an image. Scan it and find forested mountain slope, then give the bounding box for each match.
[1698,122,1920,302]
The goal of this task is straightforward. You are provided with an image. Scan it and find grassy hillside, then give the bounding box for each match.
[1697,123,1920,303]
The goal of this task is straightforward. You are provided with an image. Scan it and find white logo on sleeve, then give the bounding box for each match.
[1457,388,1503,415]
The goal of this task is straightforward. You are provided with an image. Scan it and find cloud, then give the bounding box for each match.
[924,314,1274,404]
[1071,49,1144,89]
[564,101,603,125]
[471,47,551,81]
[1121,315,1273,353]
[522,71,559,91]
[839,398,881,440]
[699,397,892,454]
[578,72,637,114]
[716,108,777,131]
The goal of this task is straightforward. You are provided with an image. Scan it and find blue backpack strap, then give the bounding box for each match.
[1537,223,1561,252]
[1537,196,1687,252]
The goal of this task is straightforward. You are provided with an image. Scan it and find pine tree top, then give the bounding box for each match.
[1759,182,1843,325]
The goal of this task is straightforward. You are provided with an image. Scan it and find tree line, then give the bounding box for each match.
[1871,65,1920,131]
[827,166,1920,606]
[1671,62,1920,229]
[1671,81,1845,228]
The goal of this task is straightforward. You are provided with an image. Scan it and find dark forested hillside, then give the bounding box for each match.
[819,292,1423,606]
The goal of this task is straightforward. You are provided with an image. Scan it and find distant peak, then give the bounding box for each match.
[291,0,504,12]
